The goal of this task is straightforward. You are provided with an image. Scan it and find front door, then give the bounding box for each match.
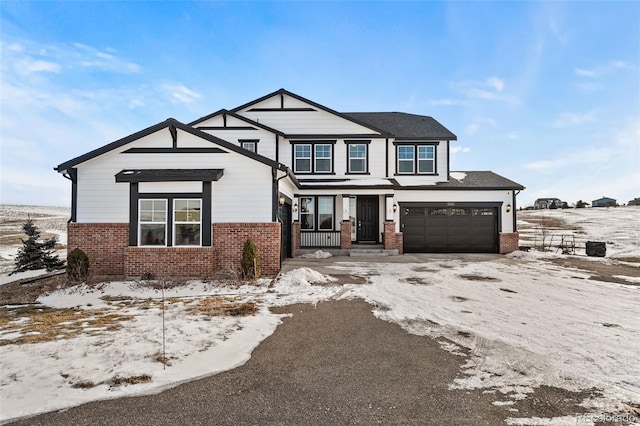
[357,196,378,243]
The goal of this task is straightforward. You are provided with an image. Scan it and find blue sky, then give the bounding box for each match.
[1,1,638,207]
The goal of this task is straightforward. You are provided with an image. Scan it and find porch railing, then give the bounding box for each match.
[300,231,341,248]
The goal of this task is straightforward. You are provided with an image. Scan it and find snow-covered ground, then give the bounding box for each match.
[518,206,640,259]
[1,206,639,424]
[0,205,70,275]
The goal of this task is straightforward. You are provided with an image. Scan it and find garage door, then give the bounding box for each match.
[401,205,498,253]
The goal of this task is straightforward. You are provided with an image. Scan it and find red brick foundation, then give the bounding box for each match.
[213,223,281,276]
[67,222,282,278]
[499,232,519,254]
[340,221,352,250]
[67,223,128,275]
[383,221,404,254]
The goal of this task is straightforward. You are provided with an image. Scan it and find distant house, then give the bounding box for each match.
[534,198,566,209]
[627,198,640,206]
[592,197,617,207]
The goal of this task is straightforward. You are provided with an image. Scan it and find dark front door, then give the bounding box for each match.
[357,196,378,243]
[278,202,292,261]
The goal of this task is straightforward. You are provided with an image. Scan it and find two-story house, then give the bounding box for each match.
[55,89,524,277]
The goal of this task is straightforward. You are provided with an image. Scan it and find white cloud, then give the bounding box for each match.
[450,77,518,105]
[552,111,595,128]
[466,117,497,135]
[162,83,202,104]
[450,146,471,154]
[18,59,61,75]
[428,98,465,106]
[574,61,627,78]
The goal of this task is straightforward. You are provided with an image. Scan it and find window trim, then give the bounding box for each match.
[345,140,370,175]
[299,195,336,231]
[292,141,336,175]
[239,139,259,153]
[393,142,439,176]
[128,183,212,247]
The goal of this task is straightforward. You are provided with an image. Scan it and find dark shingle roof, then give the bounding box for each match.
[392,171,524,190]
[344,112,457,140]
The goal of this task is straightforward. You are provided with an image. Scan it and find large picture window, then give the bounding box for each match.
[300,196,334,231]
[396,144,437,175]
[173,199,201,246]
[139,200,167,246]
[292,141,334,174]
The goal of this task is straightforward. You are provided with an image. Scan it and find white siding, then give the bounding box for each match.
[392,190,516,233]
[139,182,202,193]
[75,129,274,223]
[196,115,277,160]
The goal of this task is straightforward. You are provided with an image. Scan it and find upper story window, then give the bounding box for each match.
[240,139,258,153]
[395,143,438,175]
[347,142,369,174]
[292,141,335,174]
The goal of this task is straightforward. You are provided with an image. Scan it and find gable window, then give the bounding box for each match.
[294,145,312,173]
[139,200,167,246]
[395,143,438,175]
[347,143,368,173]
[174,199,201,246]
[292,141,335,174]
[241,141,256,153]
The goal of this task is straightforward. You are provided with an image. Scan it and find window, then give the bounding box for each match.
[240,141,257,153]
[294,145,312,173]
[417,146,435,173]
[300,197,315,230]
[348,144,367,173]
[315,144,332,172]
[139,200,167,246]
[174,199,201,246]
[292,142,334,174]
[397,146,415,173]
[396,144,437,175]
[300,196,334,231]
[318,197,334,230]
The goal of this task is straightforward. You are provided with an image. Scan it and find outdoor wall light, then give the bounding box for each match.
[393,204,398,213]
[506,204,512,212]
[293,203,298,213]
[278,196,285,205]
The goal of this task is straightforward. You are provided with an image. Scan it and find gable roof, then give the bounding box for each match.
[229,88,392,137]
[188,109,284,136]
[344,112,457,141]
[55,118,283,173]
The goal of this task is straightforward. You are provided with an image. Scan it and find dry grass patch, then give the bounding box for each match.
[112,374,152,386]
[187,296,257,318]
[0,305,131,346]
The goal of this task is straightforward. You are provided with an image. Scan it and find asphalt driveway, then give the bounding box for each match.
[11,298,590,425]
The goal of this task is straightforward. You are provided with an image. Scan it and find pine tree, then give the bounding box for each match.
[11,218,65,275]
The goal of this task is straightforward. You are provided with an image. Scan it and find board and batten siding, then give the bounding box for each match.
[75,128,274,223]
[195,114,278,160]
[392,190,516,233]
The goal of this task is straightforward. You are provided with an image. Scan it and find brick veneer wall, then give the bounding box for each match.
[67,223,128,275]
[68,222,282,278]
[383,221,404,254]
[124,247,215,277]
[213,223,281,276]
[499,232,519,254]
[292,221,301,257]
[340,221,352,250]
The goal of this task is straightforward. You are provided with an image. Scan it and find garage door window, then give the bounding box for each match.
[451,208,471,216]
[473,208,495,216]
[428,208,448,216]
